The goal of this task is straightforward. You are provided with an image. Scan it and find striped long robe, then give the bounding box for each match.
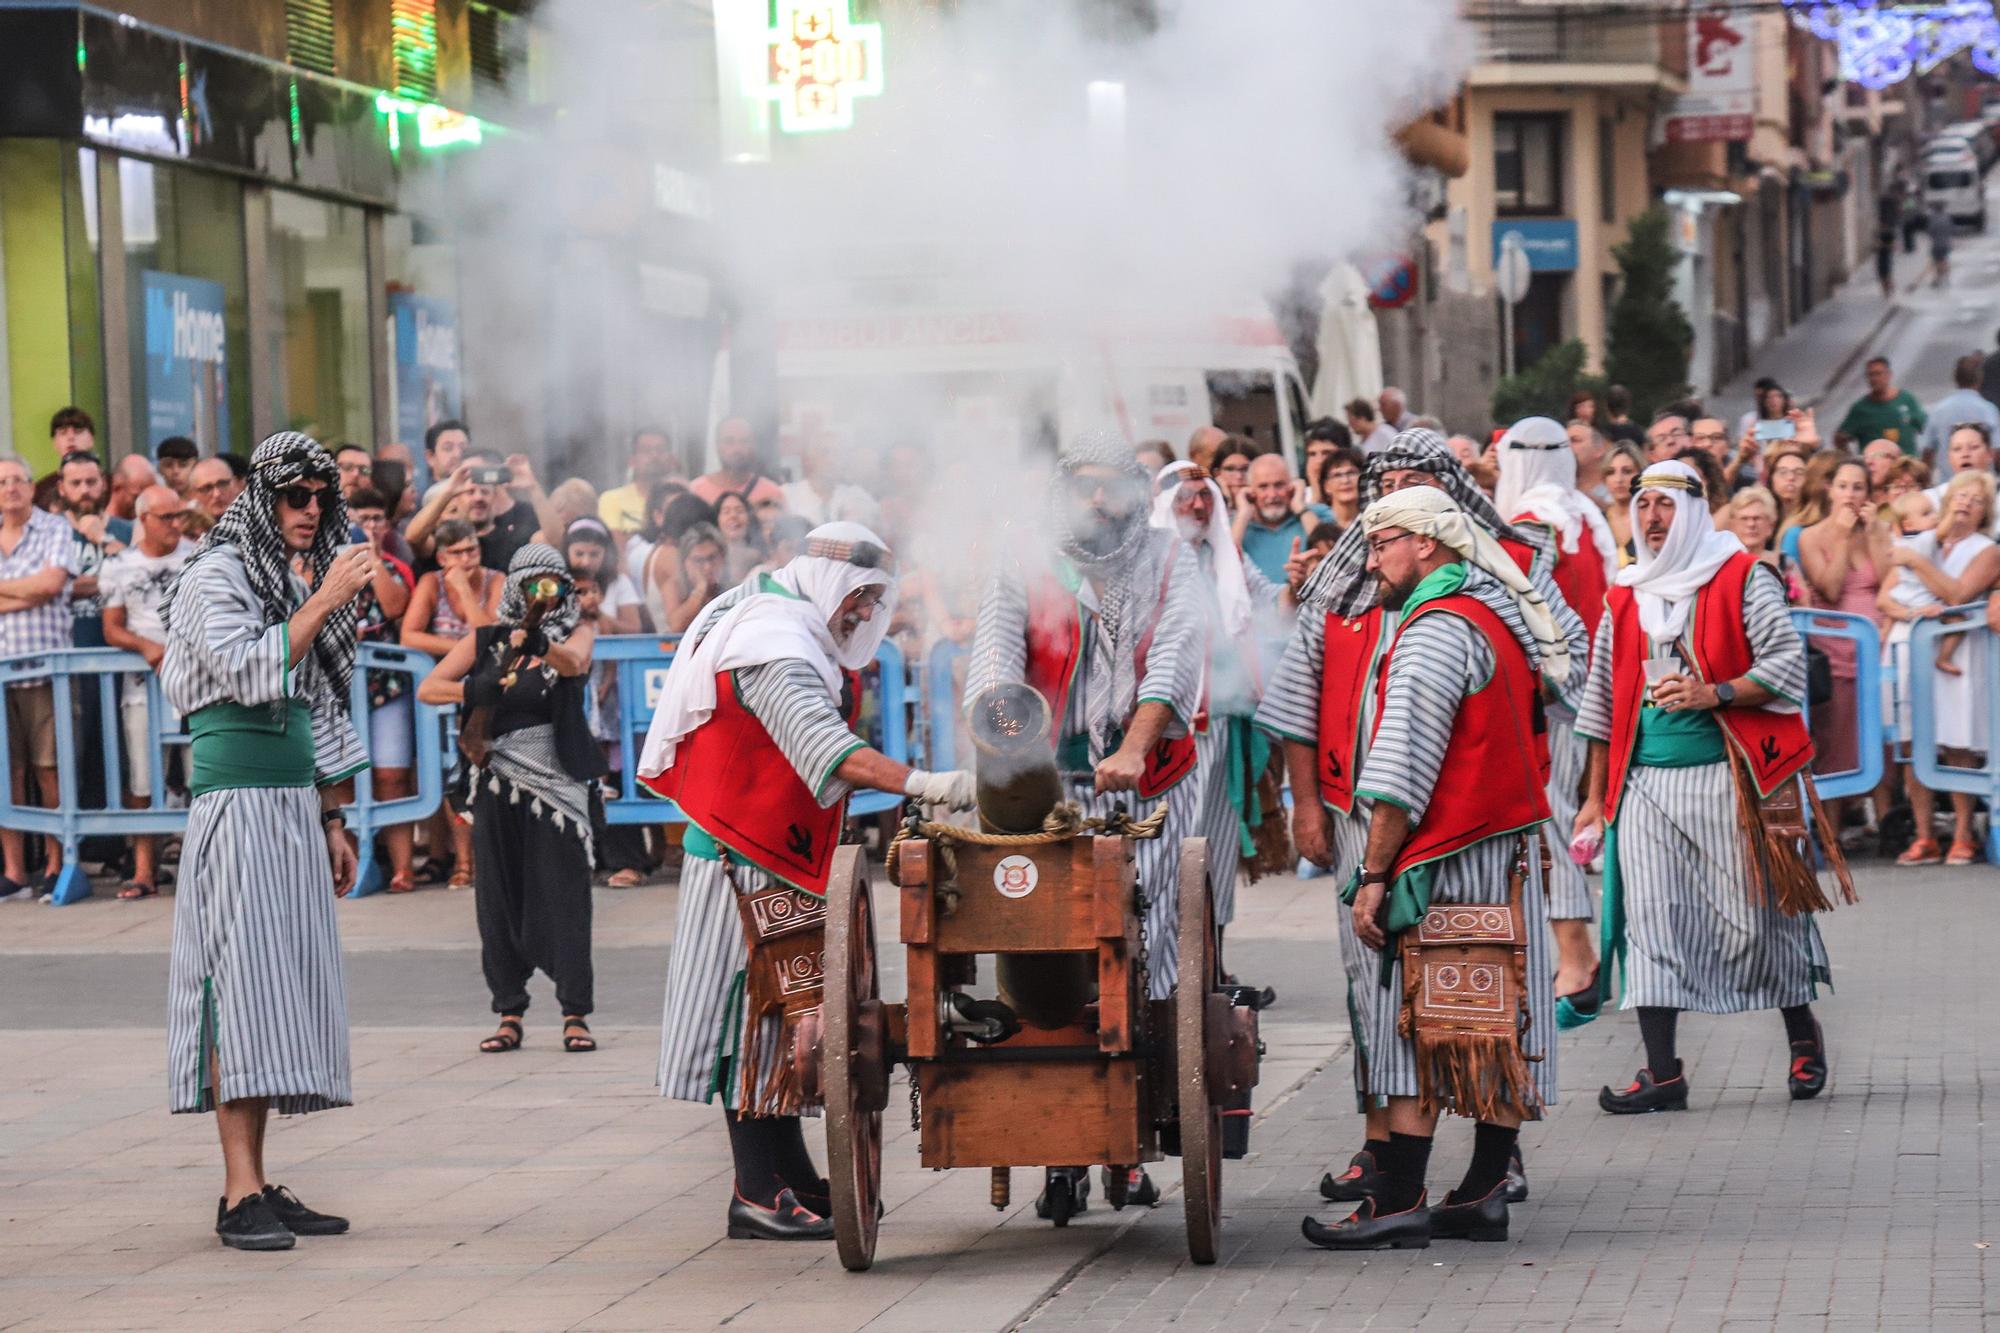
[1188,542,1287,928]
[658,581,866,1107]
[1254,603,1392,1109]
[1353,570,1558,1111]
[161,547,368,1116]
[966,534,1205,998]
[1573,565,1829,1014]
[1513,522,1600,925]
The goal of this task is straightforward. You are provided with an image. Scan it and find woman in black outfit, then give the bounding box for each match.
[419,544,606,1053]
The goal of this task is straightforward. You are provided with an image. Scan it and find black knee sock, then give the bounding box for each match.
[724,1110,782,1207]
[771,1116,826,1194]
[1374,1132,1432,1214]
[1637,1006,1680,1080]
[1453,1122,1520,1203]
[1362,1136,1391,1162]
[1780,1003,1819,1047]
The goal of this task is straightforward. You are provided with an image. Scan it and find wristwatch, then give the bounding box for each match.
[319,807,347,830]
[1713,680,1737,707]
[1360,870,1392,886]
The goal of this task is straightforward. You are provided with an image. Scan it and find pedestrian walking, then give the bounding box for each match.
[419,544,605,1055]
[1493,417,1619,1027]
[640,522,973,1241]
[158,432,376,1250]
[1573,460,1851,1116]
[1301,486,1561,1251]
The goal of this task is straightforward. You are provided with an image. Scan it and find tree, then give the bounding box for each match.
[1490,339,1603,427]
[1603,206,1693,420]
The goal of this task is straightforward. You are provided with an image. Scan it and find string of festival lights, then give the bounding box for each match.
[1781,2,2000,88]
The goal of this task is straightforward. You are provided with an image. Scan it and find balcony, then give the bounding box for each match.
[1464,3,1688,92]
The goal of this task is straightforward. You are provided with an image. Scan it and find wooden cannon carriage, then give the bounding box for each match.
[812,819,1261,1271]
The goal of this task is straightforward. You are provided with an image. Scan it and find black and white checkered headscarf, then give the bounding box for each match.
[497,542,583,641]
[166,431,357,705]
[1301,427,1540,617]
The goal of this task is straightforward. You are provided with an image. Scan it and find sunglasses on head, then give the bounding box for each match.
[275,484,328,512]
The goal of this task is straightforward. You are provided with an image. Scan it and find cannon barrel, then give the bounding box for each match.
[971,683,1097,1030]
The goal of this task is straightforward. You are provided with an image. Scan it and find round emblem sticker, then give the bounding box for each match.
[993,855,1038,899]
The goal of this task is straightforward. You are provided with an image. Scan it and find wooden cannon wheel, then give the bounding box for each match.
[1174,836,1221,1265]
[824,845,888,1272]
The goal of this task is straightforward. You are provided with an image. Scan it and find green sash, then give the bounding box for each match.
[188,699,315,796]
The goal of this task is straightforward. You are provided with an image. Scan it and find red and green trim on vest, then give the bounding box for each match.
[1313,605,1390,816]
[1024,557,1201,799]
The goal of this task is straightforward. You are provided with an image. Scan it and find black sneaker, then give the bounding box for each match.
[216,1193,295,1251]
[1598,1063,1691,1115]
[262,1184,349,1236]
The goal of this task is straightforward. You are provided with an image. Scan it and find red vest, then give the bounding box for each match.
[642,668,862,896]
[1025,563,1198,798]
[1498,535,1535,578]
[1602,550,1813,823]
[1314,605,1387,815]
[1514,515,1609,640]
[1370,594,1551,878]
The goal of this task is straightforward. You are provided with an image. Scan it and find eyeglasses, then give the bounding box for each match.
[194,479,234,495]
[1366,531,1418,558]
[146,509,189,523]
[1215,462,1249,475]
[275,485,328,512]
[1691,430,1729,443]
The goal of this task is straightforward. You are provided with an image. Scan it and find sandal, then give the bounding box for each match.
[448,868,475,891]
[479,1017,523,1053]
[607,868,646,889]
[1896,838,1944,866]
[387,872,417,894]
[412,856,455,886]
[1946,839,1981,866]
[116,880,158,901]
[562,1016,597,1053]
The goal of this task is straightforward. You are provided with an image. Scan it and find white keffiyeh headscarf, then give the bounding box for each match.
[1361,486,1570,685]
[1492,416,1618,583]
[638,521,897,778]
[1615,460,1744,639]
[1149,461,1252,643]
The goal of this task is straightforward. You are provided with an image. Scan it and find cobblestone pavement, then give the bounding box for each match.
[1017,865,1998,1333]
[0,861,1989,1331]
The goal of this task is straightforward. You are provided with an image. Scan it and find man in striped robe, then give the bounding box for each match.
[1493,417,1620,1028]
[1148,460,1293,977]
[967,429,1204,1217]
[1264,428,1587,1208]
[161,433,378,1251]
[640,522,974,1241]
[1573,460,1834,1114]
[1302,488,1563,1252]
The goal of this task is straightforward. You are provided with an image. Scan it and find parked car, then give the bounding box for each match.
[1925,159,1986,231]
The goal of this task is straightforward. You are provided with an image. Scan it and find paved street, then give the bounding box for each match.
[0,855,1993,1331]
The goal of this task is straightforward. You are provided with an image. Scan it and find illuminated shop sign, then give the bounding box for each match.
[375,94,483,151]
[758,0,885,134]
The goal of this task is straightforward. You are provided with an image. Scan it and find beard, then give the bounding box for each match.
[1379,573,1419,610]
[1066,499,1135,558]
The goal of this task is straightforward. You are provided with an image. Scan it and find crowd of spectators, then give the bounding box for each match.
[7,344,2000,899]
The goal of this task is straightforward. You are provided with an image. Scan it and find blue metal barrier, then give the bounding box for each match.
[343,643,448,898]
[1907,607,2000,862]
[924,639,966,772]
[1788,608,1884,801]
[596,633,913,827]
[0,643,446,904]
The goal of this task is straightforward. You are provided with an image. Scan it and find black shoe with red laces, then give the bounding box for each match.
[1318,1149,1384,1202]
[726,1187,835,1241]
[1789,1027,1828,1100]
[1599,1063,1691,1115]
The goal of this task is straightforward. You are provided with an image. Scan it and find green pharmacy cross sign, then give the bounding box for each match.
[759,0,885,134]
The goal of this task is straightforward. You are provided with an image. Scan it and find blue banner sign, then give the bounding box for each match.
[1491,219,1579,273]
[389,292,463,449]
[140,270,230,455]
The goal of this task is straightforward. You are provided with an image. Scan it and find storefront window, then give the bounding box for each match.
[267,190,372,446]
[383,212,462,458]
[0,140,104,467]
[120,157,249,459]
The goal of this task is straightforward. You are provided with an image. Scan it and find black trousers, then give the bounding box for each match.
[473,787,595,1016]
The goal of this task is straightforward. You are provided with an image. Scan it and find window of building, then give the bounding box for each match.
[119,158,249,459]
[1510,272,1568,372]
[1494,113,1565,216]
[1598,115,1616,224]
[383,212,462,454]
[267,190,372,446]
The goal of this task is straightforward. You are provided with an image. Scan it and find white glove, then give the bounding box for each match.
[904,768,977,811]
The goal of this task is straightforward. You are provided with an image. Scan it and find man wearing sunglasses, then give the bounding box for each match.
[967,429,1208,1218]
[157,432,378,1251]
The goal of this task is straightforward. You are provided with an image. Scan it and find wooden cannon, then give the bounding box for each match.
[811,678,1263,1272]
